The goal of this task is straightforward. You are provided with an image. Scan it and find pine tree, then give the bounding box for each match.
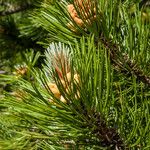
[0,0,150,149]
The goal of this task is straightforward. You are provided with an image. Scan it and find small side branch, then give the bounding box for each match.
[100,37,150,86]
[90,112,125,149]
[0,3,34,16]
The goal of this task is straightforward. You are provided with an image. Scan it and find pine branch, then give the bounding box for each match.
[0,2,10,7]
[0,3,34,16]
[89,112,125,150]
[139,0,150,8]
[100,36,150,86]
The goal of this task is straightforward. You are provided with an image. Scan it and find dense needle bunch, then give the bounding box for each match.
[46,44,80,104]
[0,0,150,149]
[67,0,96,30]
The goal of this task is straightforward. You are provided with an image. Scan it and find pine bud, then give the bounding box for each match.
[74,73,80,83]
[13,65,27,76]
[60,95,67,103]
[67,0,96,29]
[49,83,61,98]
[66,72,71,82]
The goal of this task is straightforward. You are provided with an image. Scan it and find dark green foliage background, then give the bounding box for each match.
[0,0,150,149]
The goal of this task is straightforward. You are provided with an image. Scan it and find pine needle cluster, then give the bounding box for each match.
[0,0,150,149]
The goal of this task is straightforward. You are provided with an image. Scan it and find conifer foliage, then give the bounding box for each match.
[0,0,150,149]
